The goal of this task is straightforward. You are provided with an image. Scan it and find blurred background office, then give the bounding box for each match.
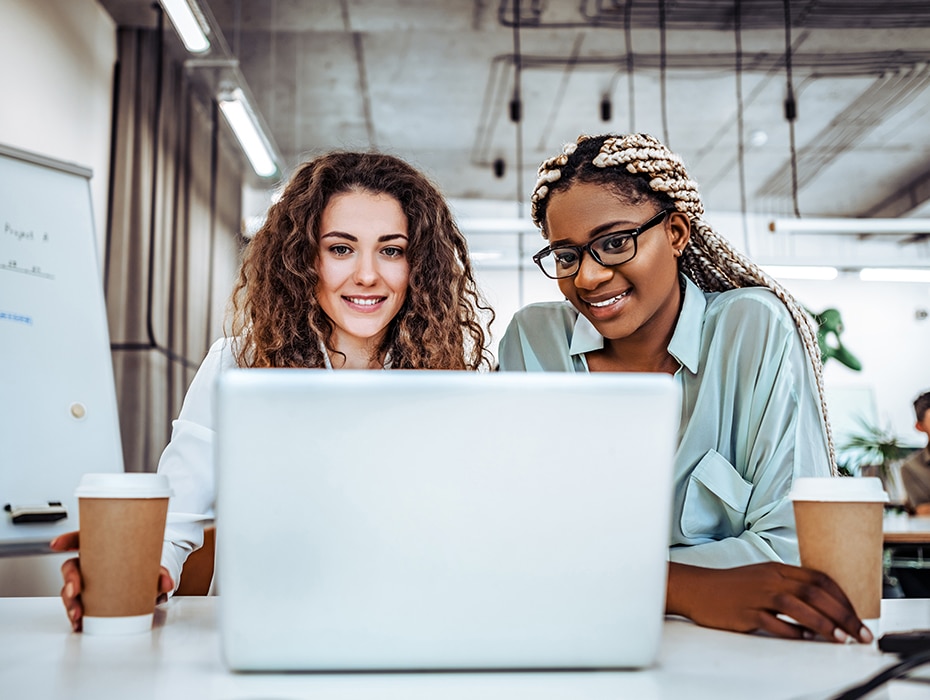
[2,0,930,592]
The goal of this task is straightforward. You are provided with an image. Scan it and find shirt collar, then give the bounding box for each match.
[567,274,706,375]
[667,275,705,375]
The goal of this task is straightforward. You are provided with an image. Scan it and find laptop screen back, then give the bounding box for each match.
[215,369,678,671]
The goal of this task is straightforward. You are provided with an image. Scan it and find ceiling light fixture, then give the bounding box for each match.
[859,268,930,283]
[160,0,210,54]
[748,129,768,147]
[218,88,278,178]
[761,265,838,281]
[769,218,930,235]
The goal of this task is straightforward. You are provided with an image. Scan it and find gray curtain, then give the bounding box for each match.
[105,27,245,472]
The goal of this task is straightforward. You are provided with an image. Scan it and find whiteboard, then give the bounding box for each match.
[0,144,123,554]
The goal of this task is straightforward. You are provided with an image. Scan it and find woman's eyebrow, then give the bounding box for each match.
[320,231,357,241]
[319,232,408,242]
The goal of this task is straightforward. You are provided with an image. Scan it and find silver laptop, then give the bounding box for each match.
[214,369,678,671]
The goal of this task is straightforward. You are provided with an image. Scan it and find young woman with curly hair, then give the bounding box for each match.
[499,133,871,645]
[230,151,492,371]
[54,152,494,631]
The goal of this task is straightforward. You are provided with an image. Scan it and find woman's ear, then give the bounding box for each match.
[666,211,691,255]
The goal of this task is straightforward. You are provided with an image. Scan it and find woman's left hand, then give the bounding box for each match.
[665,561,873,643]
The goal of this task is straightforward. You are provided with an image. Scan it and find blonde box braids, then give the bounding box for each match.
[531,133,837,473]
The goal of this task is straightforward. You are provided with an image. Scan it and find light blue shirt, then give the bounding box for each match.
[498,276,832,568]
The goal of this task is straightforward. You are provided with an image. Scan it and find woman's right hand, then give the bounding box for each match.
[50,531,174,632]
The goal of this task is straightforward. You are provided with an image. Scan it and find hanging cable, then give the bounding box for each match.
[734,0,750,251]
[659,0,669,144]
[624,0,636,131]
[783,0,801,217]
[512,0,525,308]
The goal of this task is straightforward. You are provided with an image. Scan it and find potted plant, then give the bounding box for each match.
[839,419,912,503]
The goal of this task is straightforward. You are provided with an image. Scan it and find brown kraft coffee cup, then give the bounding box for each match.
[75,473,173,635]
[789,477,888,635]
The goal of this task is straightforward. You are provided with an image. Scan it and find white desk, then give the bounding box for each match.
[2,597,930,699]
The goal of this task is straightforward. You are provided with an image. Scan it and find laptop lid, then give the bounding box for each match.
[215,369,678,671]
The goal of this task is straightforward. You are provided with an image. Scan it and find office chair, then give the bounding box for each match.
[174,526,215,596]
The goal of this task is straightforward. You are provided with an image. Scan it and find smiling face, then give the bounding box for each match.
[545,181,689,352]
[316,190,410,363]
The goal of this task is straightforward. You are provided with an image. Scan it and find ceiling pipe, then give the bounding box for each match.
[769,218,930,235]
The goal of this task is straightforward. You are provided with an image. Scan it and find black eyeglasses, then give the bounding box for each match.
[532,209,672,280]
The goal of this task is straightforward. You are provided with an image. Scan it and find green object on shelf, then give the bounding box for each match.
[809,307,863,371]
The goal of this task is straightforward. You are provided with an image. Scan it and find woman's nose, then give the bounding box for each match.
[353,254,379,285]
[573,251,612,290]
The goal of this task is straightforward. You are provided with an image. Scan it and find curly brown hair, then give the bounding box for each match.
[228,151,494,370]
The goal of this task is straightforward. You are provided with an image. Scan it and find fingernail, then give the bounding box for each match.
[802,629,815,640]
[64,582,74,599]
[833,628,852,644]
[860,626,874,644]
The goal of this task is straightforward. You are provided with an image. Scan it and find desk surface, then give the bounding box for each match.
[2,598,930,699]
[884,514,930,545]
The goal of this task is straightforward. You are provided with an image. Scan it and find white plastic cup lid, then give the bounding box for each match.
[789,476,889,503]
[75,473,173,499]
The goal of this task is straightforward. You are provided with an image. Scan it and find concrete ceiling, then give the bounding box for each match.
[99,1,930,227]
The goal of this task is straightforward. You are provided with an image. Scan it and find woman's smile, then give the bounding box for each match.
[343,295,387,310]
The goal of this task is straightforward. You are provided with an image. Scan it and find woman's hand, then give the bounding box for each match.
[50,531,174,632]
[666,561,873,643]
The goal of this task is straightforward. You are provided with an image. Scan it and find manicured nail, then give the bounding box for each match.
[860,626,874,644]
[64,582,74,599]
[834,628,852,644]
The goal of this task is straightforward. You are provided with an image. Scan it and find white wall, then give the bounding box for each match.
[0,0,115,269]
[787,276,930,448]
[0,0,116,596]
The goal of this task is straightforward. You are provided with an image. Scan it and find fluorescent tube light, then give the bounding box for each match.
[160,0,210,54]
[859,268,930,283]
[761,265,838,281]
[218,89,278,178]
[769,218,930,235]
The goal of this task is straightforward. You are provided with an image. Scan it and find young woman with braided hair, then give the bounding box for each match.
[53,151,495,631]
[499,133,871,644]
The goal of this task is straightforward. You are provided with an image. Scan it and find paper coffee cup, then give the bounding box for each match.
[75,473,173,635]
[789,477,888,635]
